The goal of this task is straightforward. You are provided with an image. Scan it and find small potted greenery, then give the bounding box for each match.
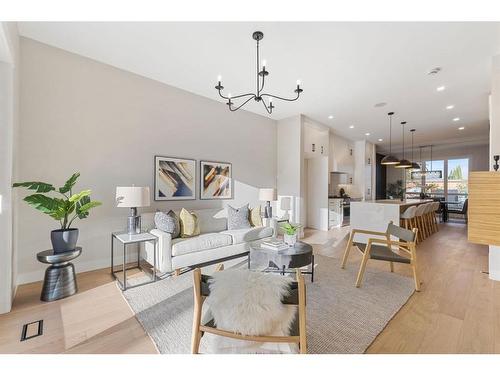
[13,173,101,253]
[280,222,302,247]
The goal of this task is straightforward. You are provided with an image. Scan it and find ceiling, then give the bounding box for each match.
[18,22,500,150]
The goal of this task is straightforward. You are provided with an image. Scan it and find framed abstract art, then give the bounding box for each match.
[154,156,196,200]
[200,160,233,200]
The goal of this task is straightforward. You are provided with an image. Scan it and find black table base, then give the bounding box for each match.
[41,262,78,302]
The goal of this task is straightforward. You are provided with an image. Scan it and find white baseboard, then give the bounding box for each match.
[17,257,111,285]
[488,270,500,281]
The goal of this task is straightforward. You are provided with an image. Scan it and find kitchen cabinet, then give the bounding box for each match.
[329,133,354,175]
[304,121,329,159]
[328,198,343,228]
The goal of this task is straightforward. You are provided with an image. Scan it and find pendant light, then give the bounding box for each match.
[381,112,400,165]
[395,121,412,168]
[410,128,420,170]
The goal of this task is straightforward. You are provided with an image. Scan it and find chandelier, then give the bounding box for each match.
[215,31,303,114]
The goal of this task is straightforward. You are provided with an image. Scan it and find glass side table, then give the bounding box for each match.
[111,231,158,291]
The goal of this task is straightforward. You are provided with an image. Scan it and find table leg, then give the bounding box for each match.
[153,238,157,282]
[311,254,315,283]
[282,265,286,276]
[247,254,251,269]
[123,243,127,291]
[110,234,114,275]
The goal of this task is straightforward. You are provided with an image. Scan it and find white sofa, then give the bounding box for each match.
[141,208,274,274]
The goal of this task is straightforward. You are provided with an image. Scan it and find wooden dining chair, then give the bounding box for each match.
[191,265,307,354]
[341,221,420,291]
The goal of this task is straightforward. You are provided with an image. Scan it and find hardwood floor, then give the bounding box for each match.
[0,221,498,354]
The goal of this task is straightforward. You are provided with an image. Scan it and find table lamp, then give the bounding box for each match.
[280,197,291,220]
[259,188,277,218]
[116,186,151,234]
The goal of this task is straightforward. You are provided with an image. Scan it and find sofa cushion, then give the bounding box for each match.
[227,204,251,230]
[179,208,200,238]
[154,210,180,238]
[249,206,263,227]
[221,226,273,245]
[171,233,233,257]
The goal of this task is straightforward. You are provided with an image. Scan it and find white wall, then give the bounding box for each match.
[0,22,19,314]
[277,115,302,224]
[306,156,329,230]
[16,38,277,284]
[489,55,500,281]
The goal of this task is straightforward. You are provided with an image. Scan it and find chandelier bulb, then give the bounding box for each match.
[296,79,301,86]
[262,59,267,67]
[217,75,222,83]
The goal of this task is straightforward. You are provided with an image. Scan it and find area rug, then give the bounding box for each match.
[122,255,414,354]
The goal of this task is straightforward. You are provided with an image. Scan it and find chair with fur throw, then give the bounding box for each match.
[191,265,307,354]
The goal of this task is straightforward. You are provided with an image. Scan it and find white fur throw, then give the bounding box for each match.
[204,269,297,353]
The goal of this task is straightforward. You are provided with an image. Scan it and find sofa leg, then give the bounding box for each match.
[174,269,181,276]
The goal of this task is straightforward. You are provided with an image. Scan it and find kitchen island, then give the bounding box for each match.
[350,199,432,243]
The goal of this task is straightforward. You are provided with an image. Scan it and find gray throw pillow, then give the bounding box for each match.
[227,204,251,230]
[154,210,180,238]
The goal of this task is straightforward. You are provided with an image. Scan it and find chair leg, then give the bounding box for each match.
[390,261,394,272]
[412,263,420,292]
[341,232,354,269]
[355,251,370,288]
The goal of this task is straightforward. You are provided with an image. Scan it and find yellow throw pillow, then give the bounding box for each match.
[249,206,263,227]
[179,208,200,238]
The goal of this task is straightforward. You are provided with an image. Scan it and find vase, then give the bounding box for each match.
[284,233,297,247]
[51,228,79,253]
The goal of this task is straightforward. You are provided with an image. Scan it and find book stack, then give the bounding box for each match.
[261,240,289,251]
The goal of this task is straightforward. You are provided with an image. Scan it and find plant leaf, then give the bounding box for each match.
[23,194,62,215]
[76,195,101,219]
[59,172,80,194]
[69,190,91,203]
[13,181,55,193]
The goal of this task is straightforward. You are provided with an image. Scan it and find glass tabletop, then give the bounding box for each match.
[112,231,158,244]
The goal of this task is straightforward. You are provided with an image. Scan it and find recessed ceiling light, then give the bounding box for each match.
[453,117,460,122]
[328,115,333,119]
[458,126,465,130]
[374,102,387,108]
[349,125,355,129]
[378,138,383,142]
[365,132,370,136]
[436,86,446,92]
[446,105,454,110]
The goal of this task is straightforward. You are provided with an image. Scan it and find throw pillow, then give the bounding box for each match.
[249,206,263,227]
[179,208,200,238]
[154,210,180,238]
[227,204,251,230]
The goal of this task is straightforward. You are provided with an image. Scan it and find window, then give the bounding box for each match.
[424,160,445,198]
[404,158,469,203]
[447,158,468,206]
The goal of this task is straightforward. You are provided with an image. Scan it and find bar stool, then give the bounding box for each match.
[400,206,417,231]
[431,201,440,233]
[414,204,427,243]
[423,203,434,238]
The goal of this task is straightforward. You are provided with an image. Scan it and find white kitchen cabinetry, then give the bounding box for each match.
[304,121,329,159]
[329,133,354,175]
[328,198,343,228]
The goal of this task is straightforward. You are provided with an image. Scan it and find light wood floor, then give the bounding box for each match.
[0,221,498,354]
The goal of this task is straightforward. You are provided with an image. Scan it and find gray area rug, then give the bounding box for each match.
[122,255,414,354]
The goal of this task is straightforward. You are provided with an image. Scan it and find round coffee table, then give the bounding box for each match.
[37,247,81,302]
[249,241,315,282]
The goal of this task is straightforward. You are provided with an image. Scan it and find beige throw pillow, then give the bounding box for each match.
[179,208,200,238]
[249,206,263,227]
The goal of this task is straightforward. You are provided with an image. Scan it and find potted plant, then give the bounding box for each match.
[13,173,102,253]
[280,222,302,247]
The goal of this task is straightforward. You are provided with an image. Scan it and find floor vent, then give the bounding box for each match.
[20,320,44,341]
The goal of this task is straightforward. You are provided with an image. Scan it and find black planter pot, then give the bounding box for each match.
[51,228,79,253]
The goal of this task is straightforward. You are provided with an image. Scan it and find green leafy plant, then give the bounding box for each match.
[13,172,102,230]
[280,222,302,236]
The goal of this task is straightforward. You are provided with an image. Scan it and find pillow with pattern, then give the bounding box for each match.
[227,204,252,230]
[154,210,180,238]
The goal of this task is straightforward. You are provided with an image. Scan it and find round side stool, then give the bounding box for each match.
[37,247,82,302]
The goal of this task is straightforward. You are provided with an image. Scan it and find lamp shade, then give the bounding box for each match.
[395,159,412,168]
[116,186,150,208]
[259,188,276,201]
[280,197,291,210]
